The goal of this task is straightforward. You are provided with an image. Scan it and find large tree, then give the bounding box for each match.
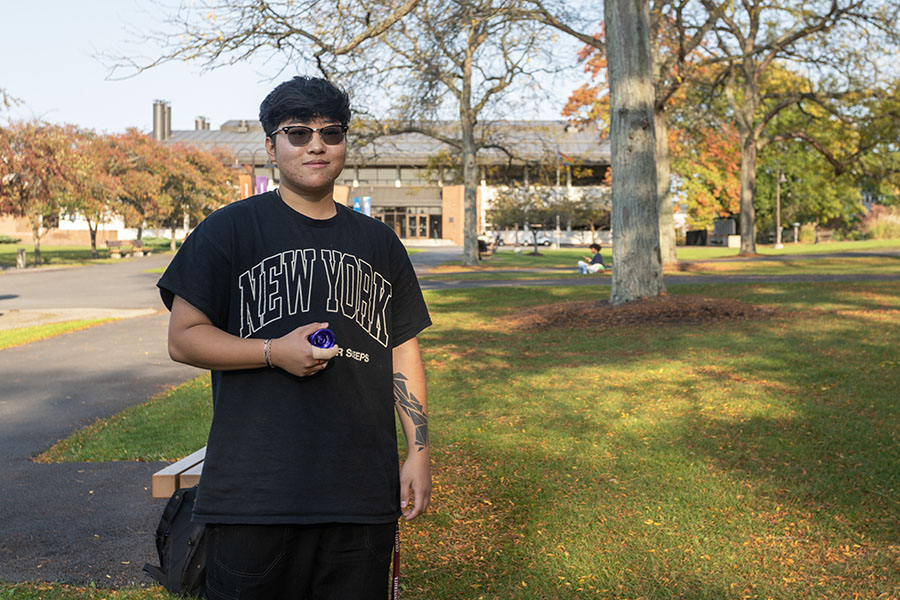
[531,1,719,265]
[67,130,126,257]
[356,0,564,264]
[604,0,665,304]
[110,0,565,266]
[0,121,73,265]
[151,143,236,250]
[695,0,899,254]
[115,129,168,238]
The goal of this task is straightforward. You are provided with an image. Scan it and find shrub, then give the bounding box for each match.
[0,234,21,244]
[141,236,182,250]
[862,205,900,240]
[799,223,817,243]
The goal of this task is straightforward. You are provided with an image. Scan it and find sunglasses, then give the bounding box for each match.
[269,124,348,147]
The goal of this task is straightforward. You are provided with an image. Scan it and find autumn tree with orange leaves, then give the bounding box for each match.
[66,129,127,257]
[561,12,741,234]
[670,122,740,230]
[0,121,74,265]
[1,123,236,261]
[691,0,900,254]
[152,143,236,251]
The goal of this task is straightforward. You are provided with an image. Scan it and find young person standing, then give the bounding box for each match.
[157,76,432,599]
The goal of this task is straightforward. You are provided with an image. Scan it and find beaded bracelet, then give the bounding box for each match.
[264,338,274,368]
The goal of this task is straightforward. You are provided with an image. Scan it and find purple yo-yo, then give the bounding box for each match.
[308,328,336,349]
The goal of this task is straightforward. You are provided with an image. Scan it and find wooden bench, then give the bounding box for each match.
[152,446,206,498]
[106,240,134,259]
[132,240,154,257]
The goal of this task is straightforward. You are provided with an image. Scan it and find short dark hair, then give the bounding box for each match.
[259,76,351,137]
[589,243,601,252]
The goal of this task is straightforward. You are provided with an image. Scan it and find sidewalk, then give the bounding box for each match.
[1,257,203,587]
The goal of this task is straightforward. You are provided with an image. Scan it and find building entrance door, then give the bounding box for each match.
[407,214,428,238]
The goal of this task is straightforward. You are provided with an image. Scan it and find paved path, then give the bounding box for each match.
[0,254,174,310]
[1,257,202,587]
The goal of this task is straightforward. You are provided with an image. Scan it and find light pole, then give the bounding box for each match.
[775,167,787,249]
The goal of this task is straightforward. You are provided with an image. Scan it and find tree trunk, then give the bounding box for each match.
[738,131,758,255]
[88,221,98,259]
[655,110,677,265]
[605,0,665,305]
[170,226,177,252]
[460,126,479,266]
[29,218,43,266]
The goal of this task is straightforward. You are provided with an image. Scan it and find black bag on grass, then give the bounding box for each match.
[144,486,208,597]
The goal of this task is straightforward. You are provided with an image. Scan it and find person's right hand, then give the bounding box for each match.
[270,322,340,377]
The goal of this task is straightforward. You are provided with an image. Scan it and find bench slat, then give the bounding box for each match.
[179,462,204,489]
[152,446,207,498]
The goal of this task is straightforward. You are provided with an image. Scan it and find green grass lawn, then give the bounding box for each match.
[29,276,900,599]
[0,245,119,268]
[420,239,900,282]
[0,242,174,269]
[0,320,116,350]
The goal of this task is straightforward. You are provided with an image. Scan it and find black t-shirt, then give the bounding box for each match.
[157,192,431,525]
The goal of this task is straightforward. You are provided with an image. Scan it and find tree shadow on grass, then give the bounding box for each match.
[415,283,900,597]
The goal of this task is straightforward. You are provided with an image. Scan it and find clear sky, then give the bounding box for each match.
[1,1,579,135]
[0,1,321,134]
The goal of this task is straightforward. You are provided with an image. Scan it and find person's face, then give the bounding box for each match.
[265,117,347,200]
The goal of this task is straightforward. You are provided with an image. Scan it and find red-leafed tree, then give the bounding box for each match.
[562,29,609,130]
[67,130,126,257]
[671,122,740,229]
[0,121,74,265]
[115,129,168,239]
[152,143,236,251]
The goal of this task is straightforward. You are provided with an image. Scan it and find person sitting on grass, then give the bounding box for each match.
[577,243,605,274]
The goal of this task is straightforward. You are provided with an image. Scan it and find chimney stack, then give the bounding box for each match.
[152,100,172,141]
[195,116,210,130]
[152,100,165,141]
[163,102,172,140]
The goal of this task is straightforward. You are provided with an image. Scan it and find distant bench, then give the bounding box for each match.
[106,240,154,259]
[152,446,206,498]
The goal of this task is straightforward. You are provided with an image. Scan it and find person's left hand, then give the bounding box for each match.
[399,450,431,520]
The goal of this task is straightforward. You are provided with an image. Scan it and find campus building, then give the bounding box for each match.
[0,104,612,247]
[156,101,612,246]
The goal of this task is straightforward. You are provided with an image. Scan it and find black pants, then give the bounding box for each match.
[204,522,396,600]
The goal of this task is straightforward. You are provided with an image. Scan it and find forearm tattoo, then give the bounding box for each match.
[393,372,428,452]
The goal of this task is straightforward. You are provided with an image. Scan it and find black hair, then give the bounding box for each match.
[589,243,601,252]
[258,76,351,137]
